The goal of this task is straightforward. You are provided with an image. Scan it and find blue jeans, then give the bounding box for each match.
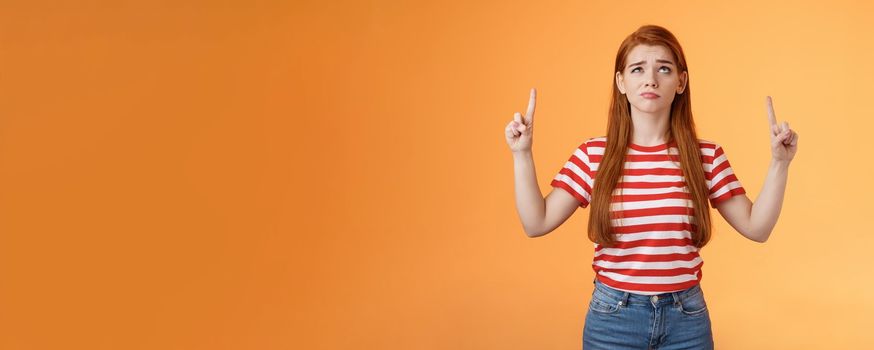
[583,278,714,350]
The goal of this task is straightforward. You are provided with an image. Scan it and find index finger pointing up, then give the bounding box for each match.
[766,96,778,133]
[524,88,537,123]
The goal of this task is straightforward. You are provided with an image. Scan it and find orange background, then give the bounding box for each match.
[0,0,871,349]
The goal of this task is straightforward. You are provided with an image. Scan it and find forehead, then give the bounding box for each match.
[626,44,674,62]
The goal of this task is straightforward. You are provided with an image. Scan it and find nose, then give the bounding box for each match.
[645,75,658,88]
[644,69,658,88]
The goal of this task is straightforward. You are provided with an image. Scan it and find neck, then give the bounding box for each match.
[629,107,670,146]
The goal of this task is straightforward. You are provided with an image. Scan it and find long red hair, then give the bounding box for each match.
[588,25,712,248]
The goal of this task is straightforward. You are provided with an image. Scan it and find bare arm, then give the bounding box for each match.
[512,151,580,237]
[716,160,790,243]
[716,96,798,243]
[505,88,581,238]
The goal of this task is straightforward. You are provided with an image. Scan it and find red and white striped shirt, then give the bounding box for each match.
[550,137,746,295]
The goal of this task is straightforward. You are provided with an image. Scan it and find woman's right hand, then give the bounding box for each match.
[504,88,537,153]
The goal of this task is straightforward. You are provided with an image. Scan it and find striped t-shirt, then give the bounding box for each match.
[550,137,746,295]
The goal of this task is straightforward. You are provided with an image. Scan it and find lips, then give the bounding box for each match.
[640,92,660,99]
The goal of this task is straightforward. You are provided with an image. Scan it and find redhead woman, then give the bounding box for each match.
[504,25,797,349]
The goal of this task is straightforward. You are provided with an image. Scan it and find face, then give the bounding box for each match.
[615,44,687,115]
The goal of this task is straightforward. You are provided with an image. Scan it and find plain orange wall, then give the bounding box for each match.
[0,0,872,349]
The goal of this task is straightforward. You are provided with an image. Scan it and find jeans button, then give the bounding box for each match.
[651,295,658,303]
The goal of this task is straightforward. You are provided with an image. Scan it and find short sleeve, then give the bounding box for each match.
[550,140,595,208]
[704,143,746,207]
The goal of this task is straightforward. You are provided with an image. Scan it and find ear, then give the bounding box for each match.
[615,71,625,94]
[677,71,688,95]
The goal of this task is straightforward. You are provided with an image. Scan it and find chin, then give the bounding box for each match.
[631,104,666,114]
[630,99,668,111]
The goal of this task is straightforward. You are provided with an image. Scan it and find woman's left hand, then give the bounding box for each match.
[766,96,798,163]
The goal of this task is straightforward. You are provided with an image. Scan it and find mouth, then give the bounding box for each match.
[640,92,660,99]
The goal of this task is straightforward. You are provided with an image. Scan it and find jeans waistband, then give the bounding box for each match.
[592,277,703,306]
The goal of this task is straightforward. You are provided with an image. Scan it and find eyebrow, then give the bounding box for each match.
[627,59,675,69]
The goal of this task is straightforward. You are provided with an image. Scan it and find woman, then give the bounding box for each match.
[504,25,797,349]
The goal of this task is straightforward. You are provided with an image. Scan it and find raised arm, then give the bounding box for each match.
[716,96,798,243]
[505,88,582,237]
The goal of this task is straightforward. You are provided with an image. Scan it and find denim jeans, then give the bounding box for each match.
[583,277,714,350]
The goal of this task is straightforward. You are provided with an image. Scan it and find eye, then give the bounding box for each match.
[631,67,641,73]
[660,66,672,73]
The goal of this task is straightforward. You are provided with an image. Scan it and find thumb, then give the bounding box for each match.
[516,123,527,133]
[514,112,528,132]
[774,129,790,145]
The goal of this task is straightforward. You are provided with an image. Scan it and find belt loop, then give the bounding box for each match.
[671,291,681,307]
[619,292,630,306]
